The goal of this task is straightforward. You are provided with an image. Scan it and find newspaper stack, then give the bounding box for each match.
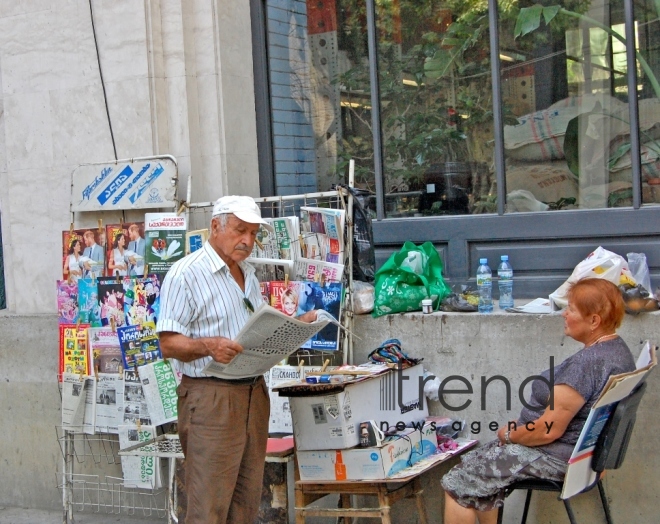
[300,207,345,264]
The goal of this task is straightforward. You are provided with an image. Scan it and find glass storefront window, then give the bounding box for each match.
[264,0,659,213]
[375,1,496,217]
[503,0,660,211]
[266,0,374,195]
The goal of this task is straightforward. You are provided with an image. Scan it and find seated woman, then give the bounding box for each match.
[442,278,635,524]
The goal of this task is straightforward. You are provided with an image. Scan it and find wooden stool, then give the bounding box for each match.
[295,475,429,524]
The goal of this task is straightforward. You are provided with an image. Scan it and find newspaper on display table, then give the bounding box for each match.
[118,424,162,489]
[266,365,337,433]
[561,341,657,499]
[61,373,96,434]
[202,303,333,380]
[95,373,124,434]
[139,359,181,427]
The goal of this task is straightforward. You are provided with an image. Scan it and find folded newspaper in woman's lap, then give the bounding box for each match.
[202,303,334,380]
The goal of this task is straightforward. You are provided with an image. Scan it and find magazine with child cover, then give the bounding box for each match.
[144,213,187,274]
[97,277,127,328]
[117,321,162,369]
[202,303,333,379]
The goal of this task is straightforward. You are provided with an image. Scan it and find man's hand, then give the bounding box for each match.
[202,336,244,364]
[296,310,319,323]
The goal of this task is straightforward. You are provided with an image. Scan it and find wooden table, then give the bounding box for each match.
[294,441,477,524]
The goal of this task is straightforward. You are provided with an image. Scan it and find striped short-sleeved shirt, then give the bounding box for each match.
[156,241,262,378]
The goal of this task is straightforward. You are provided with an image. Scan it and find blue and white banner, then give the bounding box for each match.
[70,156,178,212]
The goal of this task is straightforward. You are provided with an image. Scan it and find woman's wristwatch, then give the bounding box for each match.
[504,430,512,445]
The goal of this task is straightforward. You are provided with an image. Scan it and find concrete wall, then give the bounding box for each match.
[352,310,660,523]
[0,0,260,315]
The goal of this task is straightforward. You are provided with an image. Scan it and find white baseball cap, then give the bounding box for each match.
[212,195,274,232]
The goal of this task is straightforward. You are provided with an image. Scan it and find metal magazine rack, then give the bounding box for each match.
[184,183,356,367]
[60,164,356,522]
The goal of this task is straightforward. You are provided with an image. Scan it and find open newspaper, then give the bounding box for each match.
[202,303,334,380]
[561,341,657,499]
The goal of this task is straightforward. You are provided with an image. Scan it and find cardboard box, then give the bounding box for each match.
[297,428,422,481]
[290,364,428,451]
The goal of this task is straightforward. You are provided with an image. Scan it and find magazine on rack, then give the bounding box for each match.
[144,213,187,274]
[185,228,209,254]
[90,327,123,374]
[59,324,91,379]
[202,303,333,380]
[118,424,162,489]
[57,280,79,324]
[117,321,162,369]
[78,278,102,326]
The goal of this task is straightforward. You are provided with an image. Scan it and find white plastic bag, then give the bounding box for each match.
[550,246,633,309]
[352,280,375,315]
[627,253,652,295]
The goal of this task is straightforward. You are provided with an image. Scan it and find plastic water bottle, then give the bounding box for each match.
[476,258,493,313]
[498,255,514,310]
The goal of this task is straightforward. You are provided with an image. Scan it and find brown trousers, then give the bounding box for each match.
[177,375,270,524]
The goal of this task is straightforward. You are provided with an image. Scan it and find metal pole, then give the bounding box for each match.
[623,0,642,208]
[365,0,386,220]
[488,0,507,215]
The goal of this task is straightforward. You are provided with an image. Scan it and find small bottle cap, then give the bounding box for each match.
[501,255,508,261]
[479,258,487,264]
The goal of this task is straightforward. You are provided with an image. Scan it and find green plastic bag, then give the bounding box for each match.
[372,241,451,317]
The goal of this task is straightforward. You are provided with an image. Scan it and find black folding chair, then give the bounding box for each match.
[497,381,647,524]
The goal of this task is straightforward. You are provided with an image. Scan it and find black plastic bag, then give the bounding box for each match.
[343,186,376,283]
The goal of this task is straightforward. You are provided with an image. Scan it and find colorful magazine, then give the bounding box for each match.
[89,327,123,374]
[117,322,162,369]
[297,281,343,350]
[57,280,79,324]
[78,278,102,327]
[122,275,161,326]
[59,324,92,378]
[97,278,127,328]
[62,229,99,283]
[105,223,142,278]
[144,213,187,274]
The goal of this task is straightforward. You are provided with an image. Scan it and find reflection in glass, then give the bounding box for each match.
[372,2,496,217]
[503,0,660,211]
[266,0,374,195]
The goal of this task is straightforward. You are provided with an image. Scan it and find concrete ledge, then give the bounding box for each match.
[354,310,660,523]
